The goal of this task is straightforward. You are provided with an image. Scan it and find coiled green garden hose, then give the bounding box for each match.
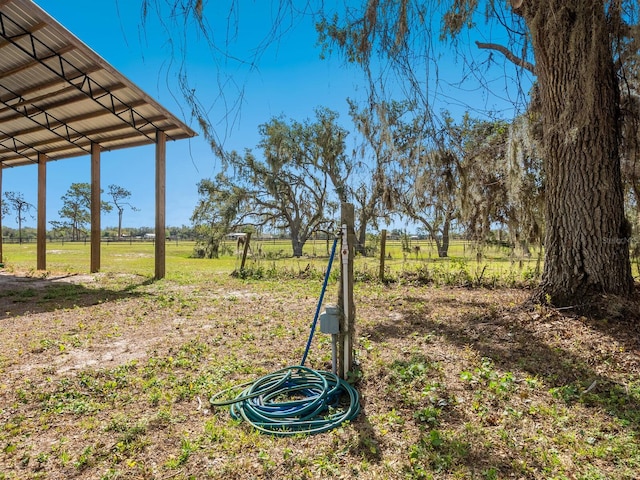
[210,365,360,436]
[210,235,360,435]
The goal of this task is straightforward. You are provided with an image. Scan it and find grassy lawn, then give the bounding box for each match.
[0,241,638,479]
[1,238,542,284]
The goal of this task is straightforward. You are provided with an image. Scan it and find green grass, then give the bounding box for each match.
[1,238,541,287]
[1,239,638,479]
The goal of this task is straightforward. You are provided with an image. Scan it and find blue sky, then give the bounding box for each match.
[5,1,530,232]
[4,0,376,231]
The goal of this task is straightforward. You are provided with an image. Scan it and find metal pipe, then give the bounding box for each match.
[331,334,337,374]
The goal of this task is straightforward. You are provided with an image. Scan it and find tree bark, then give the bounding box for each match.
[292,242,304,257]
[439,218,451,258]
[291,232,304,257]
[356,221,366,255]
[523,1,633,305]
[117,208,124,239]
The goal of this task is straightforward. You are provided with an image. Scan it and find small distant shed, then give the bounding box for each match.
[227,233,247,240]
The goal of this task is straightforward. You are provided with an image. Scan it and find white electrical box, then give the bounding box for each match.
[319,304,340,334]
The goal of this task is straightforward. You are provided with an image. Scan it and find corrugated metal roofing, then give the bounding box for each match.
[0,0,197,168]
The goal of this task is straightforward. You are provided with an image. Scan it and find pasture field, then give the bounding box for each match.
[0,239,639,479]
[0,238,542,285]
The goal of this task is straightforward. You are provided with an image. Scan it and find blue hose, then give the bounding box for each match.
[300,236,339,366]
[210,236,360,435]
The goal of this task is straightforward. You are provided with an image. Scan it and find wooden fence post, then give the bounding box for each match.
[379,229,387,282]
[338,203,355,379]
[240,232,252,270]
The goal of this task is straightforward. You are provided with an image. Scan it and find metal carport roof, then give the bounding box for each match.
[0,0,196,166]
[0,0,197,277]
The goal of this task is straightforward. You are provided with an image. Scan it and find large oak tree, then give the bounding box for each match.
[318,0,636,306]
[518,1,633,305]
[146,0,637,306]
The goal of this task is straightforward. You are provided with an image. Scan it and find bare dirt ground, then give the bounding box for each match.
[0,271,198,375]
[1,271,639,479]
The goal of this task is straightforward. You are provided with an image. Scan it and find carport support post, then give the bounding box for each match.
[90,143,101,273]
[338,202,356,379]
[0,166,3,263]
[155,130,166,280]
[37,153,47,271]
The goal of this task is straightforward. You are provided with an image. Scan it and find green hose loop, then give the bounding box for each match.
[210,365,360,436]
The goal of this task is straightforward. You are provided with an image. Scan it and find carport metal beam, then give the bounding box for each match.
[0,9,167,144]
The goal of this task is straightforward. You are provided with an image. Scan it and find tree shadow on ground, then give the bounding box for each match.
[372,293,639,428]
[0,273,153,319]
[358,290,640,475]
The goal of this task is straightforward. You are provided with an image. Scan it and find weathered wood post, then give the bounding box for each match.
[338,203,355,379]
[37,153,47,271]
[90,143,101,273]
[240,232,252,270]
[154,130,166,280]
[379,229,387,282]
[0,166,3,264]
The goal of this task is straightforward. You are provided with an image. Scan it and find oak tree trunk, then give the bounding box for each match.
[291,236,304,257]
[356,219,367,256]
[523,1,633,305]
[438,218,451,258]
[117,208,124,239]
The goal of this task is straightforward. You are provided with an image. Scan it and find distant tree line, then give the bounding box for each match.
[190,103,639,272]
[0,182,143,242]
[0,225,200,243]
[188,107,533,261]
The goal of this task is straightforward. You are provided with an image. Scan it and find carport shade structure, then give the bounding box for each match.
[0,0,197,278]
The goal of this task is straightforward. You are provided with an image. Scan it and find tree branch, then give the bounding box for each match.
[475,41,536,75]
